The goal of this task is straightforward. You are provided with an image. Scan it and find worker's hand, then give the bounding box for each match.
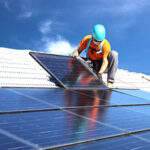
[70,53,77,57]
[97,73,102,81]
[70,48,80,57]
[70,51,79,57]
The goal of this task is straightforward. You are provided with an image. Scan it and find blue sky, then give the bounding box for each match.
[0,0,150,74]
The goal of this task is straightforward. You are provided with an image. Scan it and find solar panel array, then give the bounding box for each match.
[1,88,150,150]
[1,53,150,150]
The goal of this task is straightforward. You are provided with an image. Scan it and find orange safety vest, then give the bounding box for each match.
[85,37,104,58]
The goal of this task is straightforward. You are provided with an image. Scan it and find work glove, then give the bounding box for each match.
[97,73,102,81]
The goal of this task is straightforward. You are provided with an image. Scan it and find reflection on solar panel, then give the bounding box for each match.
[1,88,150,113]
[1,87,150,149]
[0,111,123,149]
[30,52,107,89]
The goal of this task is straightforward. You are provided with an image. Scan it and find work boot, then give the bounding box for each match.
[107,82,113,88]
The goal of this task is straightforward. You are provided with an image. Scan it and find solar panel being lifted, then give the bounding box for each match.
[30,52,107,89]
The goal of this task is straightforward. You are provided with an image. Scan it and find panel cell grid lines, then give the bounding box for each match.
[30,52,107,89]
[2,88,150,113]
[115,89,150,100]
[1,88,150,150]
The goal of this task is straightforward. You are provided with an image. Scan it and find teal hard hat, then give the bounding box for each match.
[92,24,106,41]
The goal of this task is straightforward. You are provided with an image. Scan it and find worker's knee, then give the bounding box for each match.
[111,50,118,59]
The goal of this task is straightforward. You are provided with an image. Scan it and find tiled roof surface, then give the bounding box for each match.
[0,47,150,91]
[0,47,57,88]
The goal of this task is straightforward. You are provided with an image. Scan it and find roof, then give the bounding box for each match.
[0,47,150,91]
[0,47,150,150]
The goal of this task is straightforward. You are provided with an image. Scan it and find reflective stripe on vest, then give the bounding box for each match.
[85,37,104,58]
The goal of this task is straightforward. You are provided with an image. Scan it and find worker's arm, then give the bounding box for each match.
[98,58,108,74]
[70,48,83,57]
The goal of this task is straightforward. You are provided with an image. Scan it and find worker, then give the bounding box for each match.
[70,24,118,88]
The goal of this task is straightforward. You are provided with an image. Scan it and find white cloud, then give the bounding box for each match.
[44,39,77,56]
[39,20,52,34]
[38,20,76,56]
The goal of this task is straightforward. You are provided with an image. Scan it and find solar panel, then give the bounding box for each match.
[137,130,150,140]
[124,105,150,116]
[0,88,56,112]
[68,106,150,132]
[115,89,150,100]
[0,132,33,150]
[1,88,150,114]
[0,110,122,149]
[76,89,150,105]
[29,52,107,89]
[1,105,150,149]
[1,87,150,149]
[61,133,150,150]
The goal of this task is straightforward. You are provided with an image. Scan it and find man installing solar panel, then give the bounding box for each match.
[70,24,118,88]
